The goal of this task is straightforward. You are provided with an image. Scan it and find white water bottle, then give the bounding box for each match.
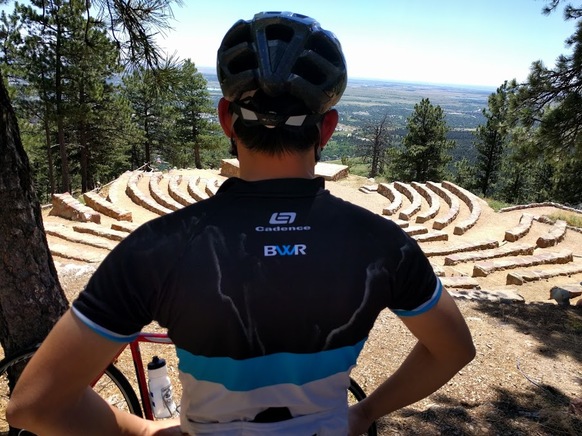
[147,356,177,418]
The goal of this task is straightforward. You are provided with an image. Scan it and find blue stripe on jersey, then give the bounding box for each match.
[177,339,366,392]
[391,277,442,317]
[71,306,139,343]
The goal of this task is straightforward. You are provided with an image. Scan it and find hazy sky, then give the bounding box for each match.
[156,0,578,88]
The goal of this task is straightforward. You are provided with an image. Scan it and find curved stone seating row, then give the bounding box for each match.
[83,191,132,222]
[414,230,448,242]
[499,201,582,214]
[149,172,183,212]
[169,175,196,207]
[444,243,536,266]
[385,216,409,228]
[507,263,582,285]
[378,183,403,216]
[393,182,423,221]
[205,178,221,196]
[111,222,139,233]
[106,170,131,205]
[404,225,428,237]
[442,181,482,235]
[472,249,573,277]
[188,176,209,201]
[422,239,499,257]
[359,183,378,194]
[440,276,481,289]
[382,184,403,215]
[49,243,106,263]
[125,171,173,216]
[44,223,117,251]
[449,288,525,303]
[426,182,460,230]
[71,222,128,242]
[535,218,567,248]
[504,213,534,242]
[412,182,441,223]
[49,192,101,224]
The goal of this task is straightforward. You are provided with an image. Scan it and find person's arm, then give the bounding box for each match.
[6,309,183,436]
[348,288,475,435]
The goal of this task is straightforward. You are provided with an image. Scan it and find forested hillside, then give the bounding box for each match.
[2,1,581,207]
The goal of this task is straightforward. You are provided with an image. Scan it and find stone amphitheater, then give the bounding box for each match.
[44,160,582,306]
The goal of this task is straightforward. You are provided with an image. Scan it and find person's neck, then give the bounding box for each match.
[237,148,317,181]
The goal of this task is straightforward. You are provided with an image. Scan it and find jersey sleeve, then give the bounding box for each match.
[72,218,187,342]
[385,227,442,317]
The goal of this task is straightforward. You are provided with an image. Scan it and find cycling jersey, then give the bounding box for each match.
[72,176,441,434]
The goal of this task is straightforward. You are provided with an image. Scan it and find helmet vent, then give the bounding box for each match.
[230,48,259,75]
[292,56,326,85]
[305,33,342,67]
[222,22,253,50]
[265,23,294,43]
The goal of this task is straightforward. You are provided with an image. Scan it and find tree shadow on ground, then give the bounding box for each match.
[371,300,582,435]
[375,388,582,435]
[472,300,582,364]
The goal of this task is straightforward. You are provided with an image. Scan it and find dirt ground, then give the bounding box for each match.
[46,170,582,435]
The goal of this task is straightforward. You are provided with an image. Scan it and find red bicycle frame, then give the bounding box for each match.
[111,332,174,420]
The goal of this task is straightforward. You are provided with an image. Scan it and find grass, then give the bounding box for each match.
[325,158,390,183]
[484,197,512,211]
[546,212,582,229]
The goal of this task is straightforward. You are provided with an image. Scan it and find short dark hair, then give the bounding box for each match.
[231,111,320,156]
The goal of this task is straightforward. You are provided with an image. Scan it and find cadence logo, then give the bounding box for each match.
[264,244,307,256]
[255,212,311,232]
[269,212,296,225]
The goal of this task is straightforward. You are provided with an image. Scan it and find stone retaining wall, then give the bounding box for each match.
[83,191,132,222]
[394,181,422,220]
[412,182,441,223]
[504,213,534,242]
[426,182,460,230]
[442,181,482,235]
[49,192,101,224]
[378,183,403,216]
[149,172,182,211]
[125,171,172,216]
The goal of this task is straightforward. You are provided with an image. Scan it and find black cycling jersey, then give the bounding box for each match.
[72,176,440,429]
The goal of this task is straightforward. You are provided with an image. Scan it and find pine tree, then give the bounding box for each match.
[397,98,454,182]
[173,59,213,169]
[473,83,510,196]
[122,58,185,168]
[507,1,582,203]
[0,0,181,376]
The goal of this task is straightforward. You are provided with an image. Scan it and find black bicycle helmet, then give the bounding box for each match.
[217,11,347,127]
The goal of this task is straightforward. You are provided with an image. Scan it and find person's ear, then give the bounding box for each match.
[218,98,233,137]
[320,109,338,147]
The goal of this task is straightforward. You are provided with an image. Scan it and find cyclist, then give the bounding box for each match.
[7,11,475,436]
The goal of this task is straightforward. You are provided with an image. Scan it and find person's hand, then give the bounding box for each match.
[348,402,374,436]
[147,418,187,436]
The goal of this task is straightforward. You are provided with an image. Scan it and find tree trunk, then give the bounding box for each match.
[41,69,56,200]
[55,17,70,193]
[79,83,89,192]
[0,77,69,358]
[44,115,55,198]
[192,111,202,169]
[144,116,151,165]
[194,143,202,169]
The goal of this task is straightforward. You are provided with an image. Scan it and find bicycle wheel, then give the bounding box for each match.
[348,377,378,436]
[0,346,142,435]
